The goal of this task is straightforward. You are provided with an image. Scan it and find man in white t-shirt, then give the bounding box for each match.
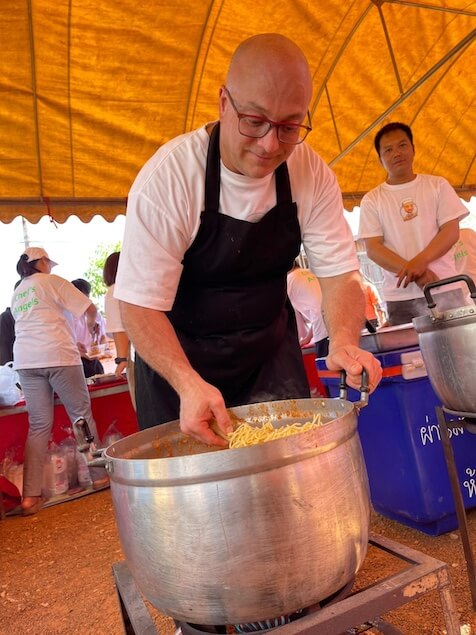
[358,122,468,326]
[70,278,107,378]
[115,33,382,444]
[453,227,476,284]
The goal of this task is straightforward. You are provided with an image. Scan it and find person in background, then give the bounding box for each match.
[358,122,469,326]
[12,247,108,515]
[361,273,386,330]
[115,33,382,443]
[70,278,107,378]
[286,261,329,358]
[452,227,476,284]
[103,253,134,405]
[0,281,21,364]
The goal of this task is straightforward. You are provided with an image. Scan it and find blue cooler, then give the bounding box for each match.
[317,346,476,535]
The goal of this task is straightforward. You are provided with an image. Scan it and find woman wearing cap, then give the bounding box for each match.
[12,247,108,515]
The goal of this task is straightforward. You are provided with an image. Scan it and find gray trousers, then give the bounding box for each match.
[18,365,105,497]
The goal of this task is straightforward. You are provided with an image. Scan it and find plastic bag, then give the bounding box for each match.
[0,476,21,513]
[59,436,79,489]
[101,421,124,447]
[42,442,69,499]
[76,449,92,488]
[0,362,23,406]
[2,447,24,495]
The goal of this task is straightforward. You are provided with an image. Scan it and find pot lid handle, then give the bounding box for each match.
[423,274,476,317]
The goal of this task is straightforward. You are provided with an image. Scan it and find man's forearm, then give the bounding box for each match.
[112,331,130,359]
[120,301,200,395]
[85,303,98,332]
[417,219,460,265]
[365,239,406,274]
[320,271,366,351]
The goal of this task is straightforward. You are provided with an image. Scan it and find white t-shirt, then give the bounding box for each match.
[104,284,124,333]
[358,174,468,301]
[72,311,107,348]
[453,227,476,284]
[287,268,328,343]
[12,273,92,369]
[115,124,358,310]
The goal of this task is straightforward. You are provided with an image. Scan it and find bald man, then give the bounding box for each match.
[116,33,382,444]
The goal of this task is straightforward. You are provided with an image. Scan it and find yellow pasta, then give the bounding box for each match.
[228,414,322,449]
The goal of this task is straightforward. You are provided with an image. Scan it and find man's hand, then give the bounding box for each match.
[179,379,233,447]
[414,269,439,290]
[115,360,128,377]
[326,344,382,393]
[396,254,430,288]
[77,342,87,357]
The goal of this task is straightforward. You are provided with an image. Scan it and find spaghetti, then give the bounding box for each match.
[228,414,322,449]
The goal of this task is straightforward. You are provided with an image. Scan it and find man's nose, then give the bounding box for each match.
[256,125,281,152]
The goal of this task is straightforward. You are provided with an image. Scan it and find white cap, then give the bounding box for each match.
[24,247,58,267]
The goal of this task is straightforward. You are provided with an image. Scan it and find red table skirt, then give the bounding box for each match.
[0,378,138,464]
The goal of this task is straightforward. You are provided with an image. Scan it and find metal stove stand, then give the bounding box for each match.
[112,532,460,635]
[436,404,476,609]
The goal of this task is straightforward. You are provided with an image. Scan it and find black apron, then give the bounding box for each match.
[135,124,310,429]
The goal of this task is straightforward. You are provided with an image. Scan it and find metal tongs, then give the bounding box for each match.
[338,368,370,411]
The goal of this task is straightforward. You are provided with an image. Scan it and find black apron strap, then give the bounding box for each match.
[274,161,292,204]
[204,124,221,213]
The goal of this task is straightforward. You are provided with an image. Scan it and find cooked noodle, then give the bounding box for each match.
[228,414,322,449]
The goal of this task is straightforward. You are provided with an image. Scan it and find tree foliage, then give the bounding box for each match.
[84,241,121,309]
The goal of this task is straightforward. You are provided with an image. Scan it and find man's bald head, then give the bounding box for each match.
[226,33,312,104]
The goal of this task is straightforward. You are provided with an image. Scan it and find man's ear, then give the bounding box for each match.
[218,86,227,117]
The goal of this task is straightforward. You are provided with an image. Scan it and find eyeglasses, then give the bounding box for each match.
[223,87,312,145]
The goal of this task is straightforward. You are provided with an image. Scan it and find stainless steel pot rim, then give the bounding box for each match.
[413,304,476,329]
[102,397,359,484]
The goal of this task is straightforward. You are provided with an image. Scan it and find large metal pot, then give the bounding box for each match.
[413,275,476,413]
[77,395,370,625]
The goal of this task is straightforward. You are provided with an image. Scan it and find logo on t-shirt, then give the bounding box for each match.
[400,198,418,222]
[13,286,39,314]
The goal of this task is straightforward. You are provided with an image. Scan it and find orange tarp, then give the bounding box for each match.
[0,1,475,222]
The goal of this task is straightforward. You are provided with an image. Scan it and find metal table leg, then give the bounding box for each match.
[113,561,159,635]
[436,405,476,609]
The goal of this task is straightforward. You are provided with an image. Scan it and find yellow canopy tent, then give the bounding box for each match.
[0,0,475,223]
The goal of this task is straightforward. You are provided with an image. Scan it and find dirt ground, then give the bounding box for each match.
[1,489,475,635]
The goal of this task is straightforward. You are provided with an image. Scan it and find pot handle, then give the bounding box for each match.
[338,369,369,408]
[423,274,476,312]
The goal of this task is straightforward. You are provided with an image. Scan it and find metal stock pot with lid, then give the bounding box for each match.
[74,385,371,626]
[413,275,476,414]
